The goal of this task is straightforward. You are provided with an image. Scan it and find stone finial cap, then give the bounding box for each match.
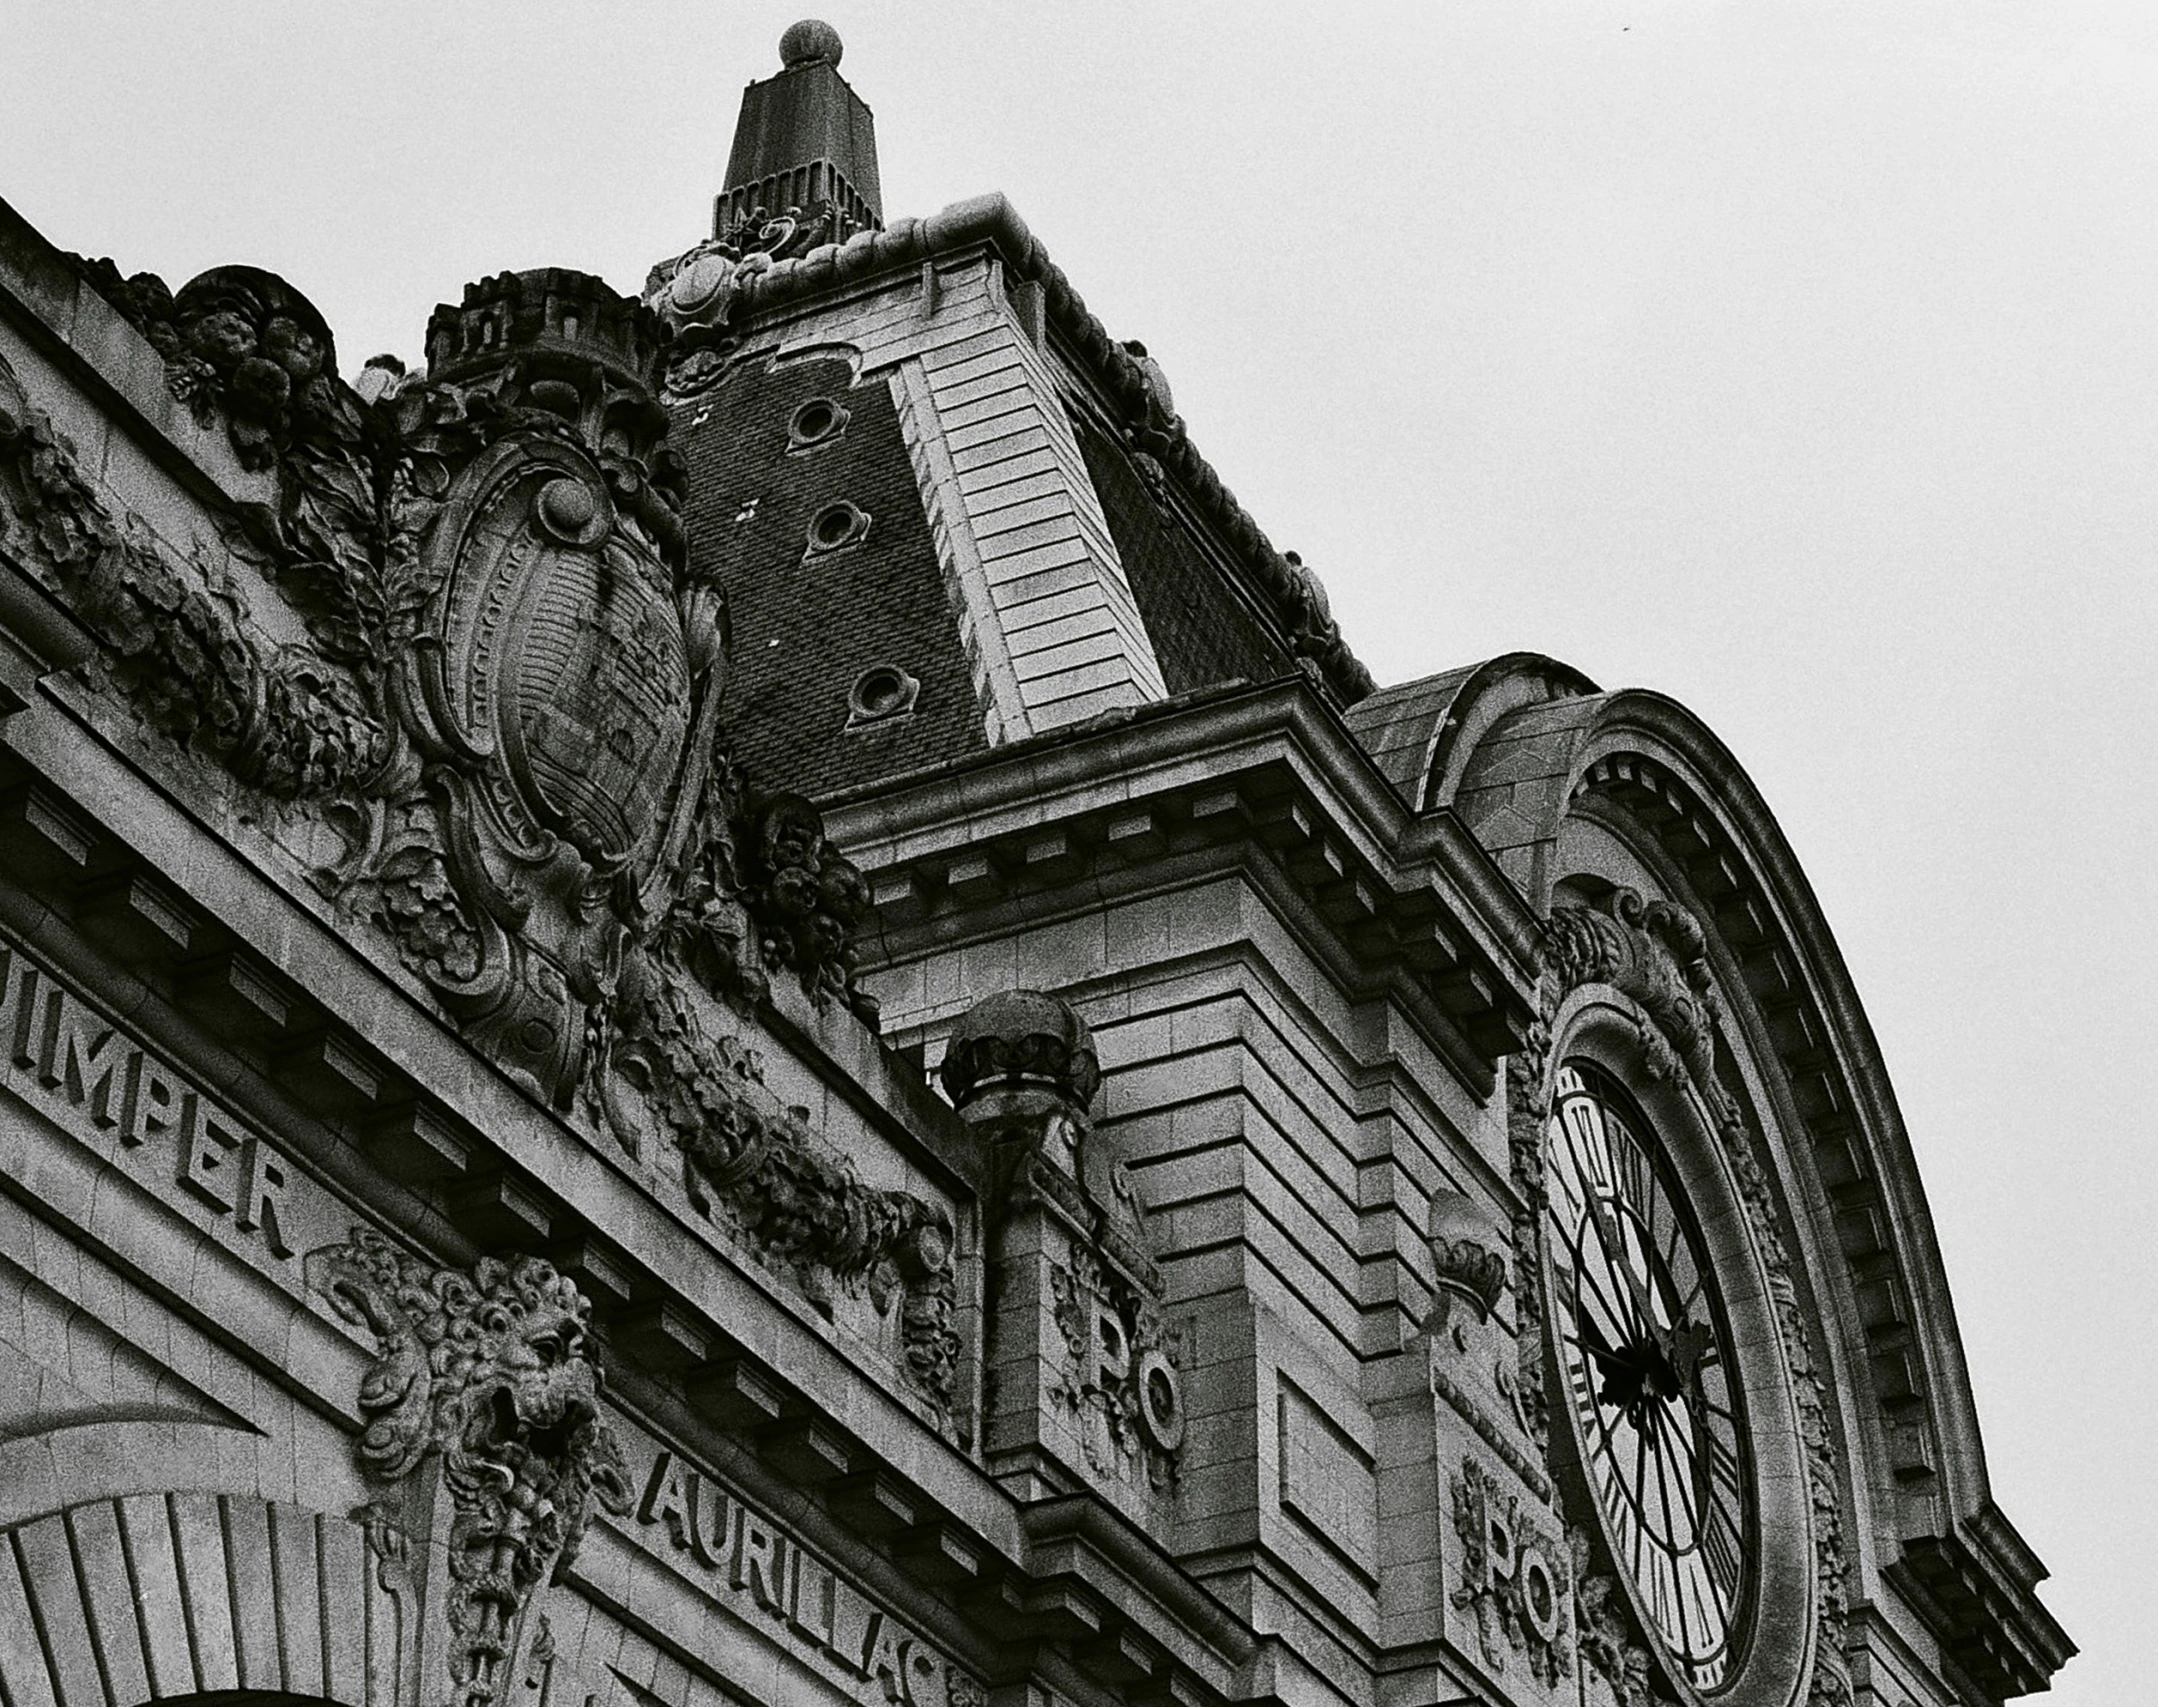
[1429,1189,1508,1319]
[425,268,667,395]
[940,989,1100,1112]
[780,19,843,68]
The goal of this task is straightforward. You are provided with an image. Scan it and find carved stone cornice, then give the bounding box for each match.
[828,681,1541,1078]
[1888,1515,2074,1703]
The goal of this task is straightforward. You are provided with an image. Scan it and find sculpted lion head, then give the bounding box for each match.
[311,1228,631,1707]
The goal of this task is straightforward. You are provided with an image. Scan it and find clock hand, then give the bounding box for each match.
[1585,1189,1657,1336]
[1665,1319,1714,1391]
[1579,1307,1627,1374]
[1570,1237,1637,1354]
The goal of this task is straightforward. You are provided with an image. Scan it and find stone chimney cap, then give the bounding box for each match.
[779,19,844,69]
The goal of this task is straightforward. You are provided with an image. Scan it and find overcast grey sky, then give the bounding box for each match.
[6,2,2147,1695]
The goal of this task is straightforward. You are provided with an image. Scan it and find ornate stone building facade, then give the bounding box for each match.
[0,23,2069,1707]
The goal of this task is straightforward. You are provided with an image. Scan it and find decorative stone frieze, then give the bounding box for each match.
[0,343,386,800]
[6,255,958,1408]
[309,1228,634,1707]
[1570,1531,1657,1707]
[71,258,350,473]
[733,790,879,1021]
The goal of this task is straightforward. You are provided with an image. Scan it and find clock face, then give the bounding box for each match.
[1545,1061,1754,1692]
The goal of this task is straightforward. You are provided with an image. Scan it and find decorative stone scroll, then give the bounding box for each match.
[309,1228,634,1707]
[642,196,876,401]
[1429,1188,1509,1326]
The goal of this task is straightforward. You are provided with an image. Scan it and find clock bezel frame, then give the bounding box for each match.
[1538,997,1817,1707]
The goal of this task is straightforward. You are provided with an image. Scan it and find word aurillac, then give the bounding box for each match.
[637,1449,971,1707]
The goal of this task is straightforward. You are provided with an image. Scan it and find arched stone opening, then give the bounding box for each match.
[0,1495,398,1707]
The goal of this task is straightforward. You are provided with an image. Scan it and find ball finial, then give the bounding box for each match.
[779,19,843,69]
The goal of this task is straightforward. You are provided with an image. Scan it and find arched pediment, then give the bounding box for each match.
[1426,679,2070,1698]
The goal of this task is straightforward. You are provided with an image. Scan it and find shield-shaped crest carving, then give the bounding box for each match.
[431,444,695,884]
[406,430,717,1106]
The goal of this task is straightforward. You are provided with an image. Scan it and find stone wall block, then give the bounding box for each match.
[66,1501,150,1707]
[318,1505,370,1705]
[115,1495,193,1700]
[271,1501,329,1695]
[12,1515,101,1707]
[225,1492,284,1691]
[0,1538,56,1707]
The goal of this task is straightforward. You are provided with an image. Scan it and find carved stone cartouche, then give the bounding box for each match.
[328,267,713,1107]
[1452,1459,1574,1686]
[642,198,875,399]
[17,255,958,1411]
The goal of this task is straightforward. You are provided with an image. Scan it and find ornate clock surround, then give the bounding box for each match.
[1511,884,1845,1707]
[1540,993,1814,1706]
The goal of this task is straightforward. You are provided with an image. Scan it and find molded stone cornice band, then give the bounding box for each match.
[824,677,1545,1063]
